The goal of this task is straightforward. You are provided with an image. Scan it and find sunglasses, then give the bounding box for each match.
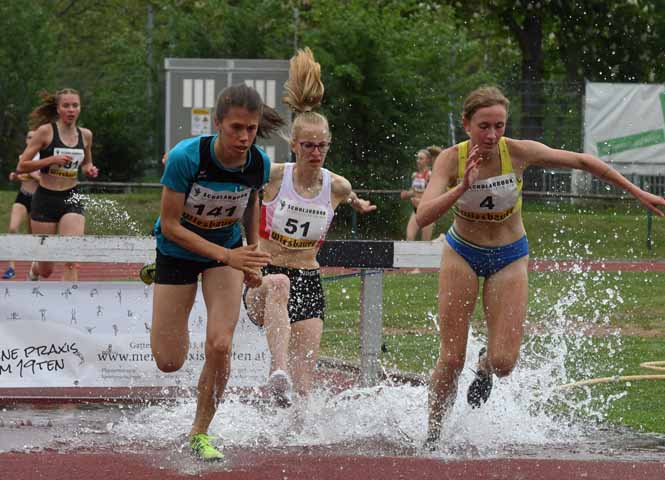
[299,141,331,153]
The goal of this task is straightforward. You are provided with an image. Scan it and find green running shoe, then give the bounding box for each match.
[139,263,156,285]
[189,433,224,461]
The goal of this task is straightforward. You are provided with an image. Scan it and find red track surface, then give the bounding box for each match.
[3,258,665,282]
[3,259,665,479]
[2,451,664,480]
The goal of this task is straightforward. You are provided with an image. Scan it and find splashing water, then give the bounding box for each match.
[3,254,664,461]
[105,268,648,460]
[70,193,142,235]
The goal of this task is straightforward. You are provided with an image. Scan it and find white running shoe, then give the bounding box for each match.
[27,262,39,281]
[267,370,293,408]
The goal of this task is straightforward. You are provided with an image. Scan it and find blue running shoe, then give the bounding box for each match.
[2,267,15,280]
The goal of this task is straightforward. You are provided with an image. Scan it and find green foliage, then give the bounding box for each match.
[46,2,157,181]
[0,0,663,187]
[0,1,57,179]
[300,0,495,188]
[156,0,292,59]
[322,274,665,433]
[551,1,661,83]
[437,0,663,152]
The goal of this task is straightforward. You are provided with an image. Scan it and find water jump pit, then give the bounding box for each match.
[1,244,665,479]
[2,356,664,480]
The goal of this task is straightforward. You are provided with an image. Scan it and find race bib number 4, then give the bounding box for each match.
[456,173,520,222]
[270,199,329,249]
[49,147,85,178]
[183,184,251,230]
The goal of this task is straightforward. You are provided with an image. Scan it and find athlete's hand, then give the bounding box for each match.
[354,197,377,214]
[636,190,665,217]
[224,244,271,273]
[8,172,18,182]
[400,190,412,200]
[462,145,481,189]
[243,269,263,288]
[51,154,72,166]
[83,164,99,178]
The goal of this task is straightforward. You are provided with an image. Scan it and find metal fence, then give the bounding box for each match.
[78,172,665,197]
[496,81,665,196]
[76,77,665,199]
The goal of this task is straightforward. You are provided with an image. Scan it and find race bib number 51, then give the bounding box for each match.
[270,199,329,249]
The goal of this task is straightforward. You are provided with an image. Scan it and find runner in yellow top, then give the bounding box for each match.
[451,137,522,223]
[417,85,665,449]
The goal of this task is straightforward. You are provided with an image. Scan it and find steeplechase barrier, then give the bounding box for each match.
[0,234,443,399]
[3,234,665,401]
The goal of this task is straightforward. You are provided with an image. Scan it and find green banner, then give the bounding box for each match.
[597,128,665,157]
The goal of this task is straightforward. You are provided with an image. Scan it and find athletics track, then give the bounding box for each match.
[2,450,665,480]
[4,258,665,281]
[1,259,664,479]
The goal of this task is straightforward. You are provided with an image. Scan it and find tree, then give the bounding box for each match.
[437,0,662,188]
[0,1,57,180]
[554,1,661,83]
[299,0,498,188]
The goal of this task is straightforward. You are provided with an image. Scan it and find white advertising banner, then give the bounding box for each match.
[0,282,269,389]
[584,82,665,175]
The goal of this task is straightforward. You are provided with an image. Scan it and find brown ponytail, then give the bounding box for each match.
[28,88,80,129]
[215,83,285,139]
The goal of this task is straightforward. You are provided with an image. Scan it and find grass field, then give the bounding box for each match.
[321,272,665,434]
[2,188,664,433]
[1,189,664,258]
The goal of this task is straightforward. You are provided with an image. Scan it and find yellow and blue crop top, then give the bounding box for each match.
[452,137,522,223]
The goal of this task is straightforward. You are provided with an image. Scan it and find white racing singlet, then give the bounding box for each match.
[260,163,335,249]
[411,169,430,193]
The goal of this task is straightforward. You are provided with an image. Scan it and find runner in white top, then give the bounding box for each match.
[3,131,40,279]
[245,48,375,406]
[261,162,335,250]
[400,146,440,241]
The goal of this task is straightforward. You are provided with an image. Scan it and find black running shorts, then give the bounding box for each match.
[14,189,33,212]
[153,239,242,285]
[245,265,325,324]
[30,185,84,223]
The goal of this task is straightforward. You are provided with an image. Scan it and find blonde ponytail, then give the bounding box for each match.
[283,47,329,141]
